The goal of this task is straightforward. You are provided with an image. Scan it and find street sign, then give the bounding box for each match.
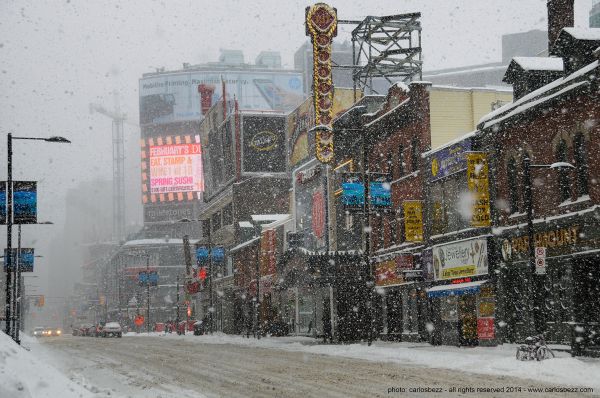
[535,247,546,274]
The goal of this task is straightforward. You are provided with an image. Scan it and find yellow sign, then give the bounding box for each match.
[466,152,491,227]
[441,265,477,279]
[375,260,404,286]
[403,201,424,242]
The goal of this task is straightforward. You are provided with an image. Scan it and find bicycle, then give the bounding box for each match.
[516,335,555,361]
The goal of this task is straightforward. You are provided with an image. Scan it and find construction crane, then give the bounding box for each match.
[89,96,127,243]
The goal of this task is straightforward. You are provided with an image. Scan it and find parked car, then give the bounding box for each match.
[88,324,102,337]
[101,322,122,338]
[193,320,205,336]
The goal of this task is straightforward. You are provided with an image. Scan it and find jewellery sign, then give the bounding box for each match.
[305,3,337,163]
[403,200,424,242]
[466,152,491,227]
[432,238,488,280]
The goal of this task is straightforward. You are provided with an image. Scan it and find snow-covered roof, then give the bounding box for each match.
[562,27,600,41]
[479,60,598,129]
[421,130,478,157]
[391,81,410,92]
[512,56,563,72]
[229,236,261,253]
[123,238,200,246]
[251,214,289,222]
[364,97,410,128]
[238,221,253,228]
[262,214,292,230]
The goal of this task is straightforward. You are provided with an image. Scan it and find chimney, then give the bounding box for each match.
[547,0,574,50]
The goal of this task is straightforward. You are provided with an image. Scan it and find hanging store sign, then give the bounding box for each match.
[0,182,5,224]
[429,139,472,182]
[375,259,404,287]
[260,229,277,277]
[466,152,491,227]
[403,200,424,242]
[477,317,495,340]
[305,3,337,163]
[196,247,225,263]
[138,271,159,286]
[432,238,488,280]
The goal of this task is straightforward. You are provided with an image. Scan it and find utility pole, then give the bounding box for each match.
[207,222,214,334]
[14,225,22,343]
[175,274,181,334]
[254,224,261,340]
[146,254,150,334]
[5,133,13,337]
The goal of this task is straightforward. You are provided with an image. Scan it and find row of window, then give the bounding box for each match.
[506,133,589,214]
[376,138,421,178]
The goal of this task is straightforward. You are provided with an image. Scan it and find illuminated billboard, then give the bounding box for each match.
[139,71,304,125]
[141,134,204,204]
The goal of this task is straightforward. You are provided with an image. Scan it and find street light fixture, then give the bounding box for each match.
[5,132,69,343]
[523,157,575,335]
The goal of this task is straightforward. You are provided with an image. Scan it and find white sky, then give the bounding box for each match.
[0,0,593,298]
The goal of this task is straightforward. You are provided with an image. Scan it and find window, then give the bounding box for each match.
[573,133,589,197]
[397,145,404,176]
[507,157,519,213]
[386,152,393,175]
[556,139,571,202]
[411,138,420,172]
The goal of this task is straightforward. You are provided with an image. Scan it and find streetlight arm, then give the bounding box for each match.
[530,162,575,169]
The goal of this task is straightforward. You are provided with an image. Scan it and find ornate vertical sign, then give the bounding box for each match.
[403,200,424,242]
[306,3,337,163]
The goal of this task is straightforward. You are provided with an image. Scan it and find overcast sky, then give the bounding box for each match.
[0,0,592,298]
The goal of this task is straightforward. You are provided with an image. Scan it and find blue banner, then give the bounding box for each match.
[369,173,391,208]
[13,181,37,224]
[3,248,35,272]
[196,247,225,263]
[342,173,365,210]
[0,182,6,224]
[138,271,158,286]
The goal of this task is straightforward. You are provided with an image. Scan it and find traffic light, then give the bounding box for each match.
[199,267,207,281]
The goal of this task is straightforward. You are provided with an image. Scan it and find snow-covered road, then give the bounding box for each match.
[29,334,599,398]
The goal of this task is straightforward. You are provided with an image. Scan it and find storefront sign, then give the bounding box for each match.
[477,317,495,339]
[432,238,488,280]
[296,164,322,184]
[312,189,326,239]
[250,131,277,152]
[509,226,580,256]
[429,139,472,182]
[375,260,404,286]
[403,201,423,242]
[466,152,491,227]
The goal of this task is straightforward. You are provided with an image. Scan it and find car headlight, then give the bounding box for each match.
[56,330,61,335]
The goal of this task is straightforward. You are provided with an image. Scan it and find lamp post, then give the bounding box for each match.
[4,133,70,341]
[523,158,574,335]
[254,222,261,340]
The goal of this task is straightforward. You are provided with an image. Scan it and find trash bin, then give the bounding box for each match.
[193,320,205,336]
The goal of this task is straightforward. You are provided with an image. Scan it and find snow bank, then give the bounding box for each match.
[0,332,91,398]
[126,332,600,390]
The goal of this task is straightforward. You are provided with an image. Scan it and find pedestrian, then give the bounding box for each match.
[308,320,313,335]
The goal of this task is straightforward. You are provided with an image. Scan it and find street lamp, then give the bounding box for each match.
[5,132,69,342]
[523,157,575,335]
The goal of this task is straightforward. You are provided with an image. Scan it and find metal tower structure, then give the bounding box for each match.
[337,12,423,95]
[90,97,126,243]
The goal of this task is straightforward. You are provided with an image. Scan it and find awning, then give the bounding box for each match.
[427,280,487,298]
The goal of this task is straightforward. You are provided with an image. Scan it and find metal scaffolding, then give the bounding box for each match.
[337,12,423,95]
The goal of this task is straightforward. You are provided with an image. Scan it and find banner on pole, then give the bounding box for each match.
[403,200,424,242]
[466,153,491,227]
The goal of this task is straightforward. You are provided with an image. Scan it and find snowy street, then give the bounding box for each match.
[26,334,599,398]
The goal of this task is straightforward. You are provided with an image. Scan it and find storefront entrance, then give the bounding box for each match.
[458,295,478,346]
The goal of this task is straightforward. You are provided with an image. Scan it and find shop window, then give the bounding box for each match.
[573,133,589,197]
[507,157,519,213]
[222,203,233,226]
[411,138,420,172]
[556,139,571,202]
[397,145,405,176]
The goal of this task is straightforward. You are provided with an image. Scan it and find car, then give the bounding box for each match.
[32,326,46,337]
[88,324,102,337]
[49,327,62,336]
[101,322,122,338]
